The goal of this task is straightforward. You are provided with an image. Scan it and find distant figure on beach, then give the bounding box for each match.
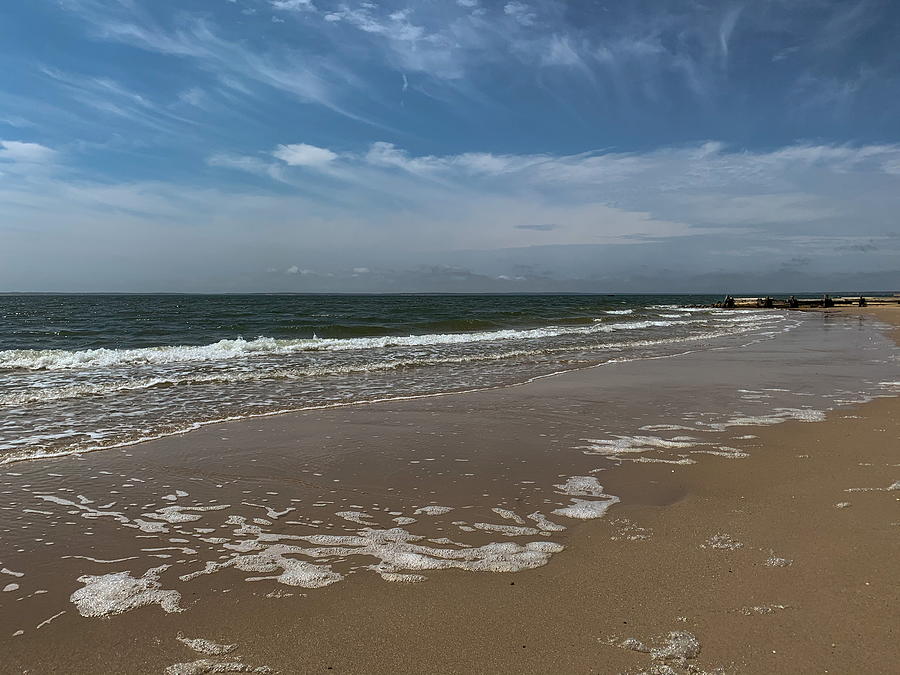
[723,295,735,308]
[823,294,834,307]
[763,296,774,308]
[788,295,799,308]
[858,296,867,307]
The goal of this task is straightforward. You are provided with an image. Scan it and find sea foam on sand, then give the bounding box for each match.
[71,565,183,617]
[552,476,620,520]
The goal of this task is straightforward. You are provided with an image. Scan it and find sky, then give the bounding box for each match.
[1,0,899,293]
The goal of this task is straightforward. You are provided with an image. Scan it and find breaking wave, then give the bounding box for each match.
[0,318,715,371]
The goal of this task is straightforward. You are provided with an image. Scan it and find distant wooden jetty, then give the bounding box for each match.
[715,294,899,309]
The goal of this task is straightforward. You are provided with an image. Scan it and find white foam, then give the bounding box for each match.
[554,476,609,497]
[491,508,525,524]
[581,436,701,453]
[71,566,183,617]
[63,555,140,564]
[701,534,743,550]
[335,510,374,525]
[180,545,343,589]
[526,512,567,532]
[413,505,454,515]
[640,424,697,431]
[0,318,699,371]
[691,447,750,459]
[373,571,427,583]
[739,604,788,615]
[651,631,701,662]
[298,528,564,576]
[605,309,634,315]
[765,556,792,567]
[609,629,701,665]
[165,659,273,674]
[34,611,66,630]
[845,480,900,493]
[176,634,237,655]
[472,522,540,537]
[3,583,19,592]
[724,407,826,427]
[36,494,130,524]
[551,476,620,520]
[142,505,229,523]
[131,518,170,533]
[609,518,652,541]
[552,497,620,520]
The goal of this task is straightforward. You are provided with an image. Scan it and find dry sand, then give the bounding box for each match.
[1,307,897,674]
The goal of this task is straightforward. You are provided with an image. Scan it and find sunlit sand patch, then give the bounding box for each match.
[71,565,183,617]
[700,534,743,550]
[176,633,237,655]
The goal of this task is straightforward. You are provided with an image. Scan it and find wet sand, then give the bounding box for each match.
[1,307,898,674]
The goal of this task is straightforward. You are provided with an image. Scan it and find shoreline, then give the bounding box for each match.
[1,307,897,673]
[0,314,780,467]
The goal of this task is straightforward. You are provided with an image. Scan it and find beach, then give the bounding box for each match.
[1,304,898,674]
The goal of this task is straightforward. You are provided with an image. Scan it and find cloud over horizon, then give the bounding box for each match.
[0,1,898,292]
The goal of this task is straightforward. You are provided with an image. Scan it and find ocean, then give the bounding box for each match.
[0,293,856,463]
[2,294,898,672]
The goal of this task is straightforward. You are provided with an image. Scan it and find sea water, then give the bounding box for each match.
[0,293,788,462]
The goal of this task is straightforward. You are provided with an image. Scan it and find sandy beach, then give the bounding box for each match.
[1,306,898,674]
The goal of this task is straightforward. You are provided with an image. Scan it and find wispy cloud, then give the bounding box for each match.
[3,1,898,291]
[62,1,374,122]
[272,143,338,167]
[0,140,58,164]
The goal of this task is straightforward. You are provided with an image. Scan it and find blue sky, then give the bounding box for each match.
[1,0,899,292]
